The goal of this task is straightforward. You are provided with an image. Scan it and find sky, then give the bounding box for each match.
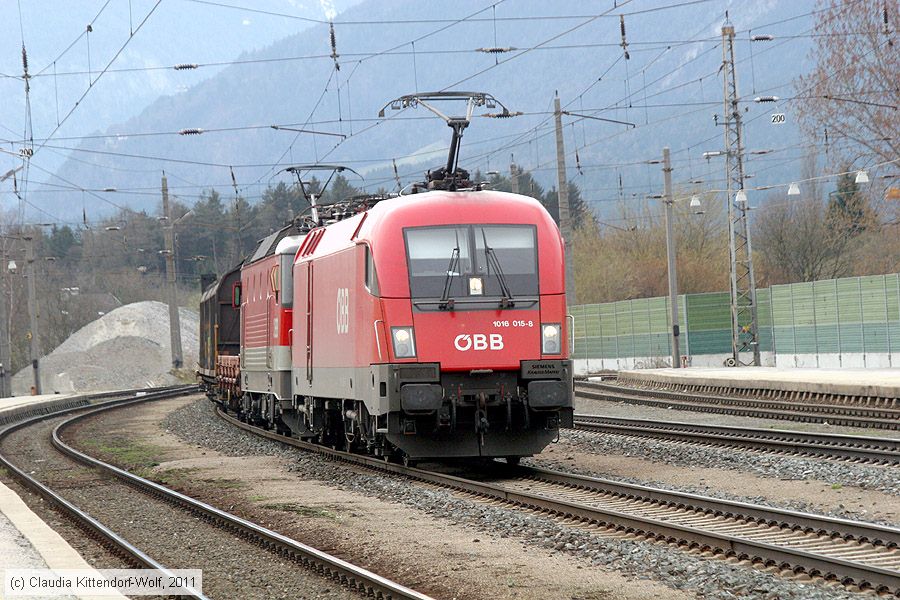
[0,0,362,180]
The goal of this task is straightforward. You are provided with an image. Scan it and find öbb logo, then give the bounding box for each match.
[453,333,504,351]
[336,288,350,334]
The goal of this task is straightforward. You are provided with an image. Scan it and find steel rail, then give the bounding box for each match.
[0,386,208,599]
[218,408,900,595]
[572,414,900,464]
[53,395,432,600]
[0,384,191,426]
[577,381,900,430]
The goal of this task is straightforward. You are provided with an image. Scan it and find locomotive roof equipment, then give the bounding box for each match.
[378,91,511,192]
[278,164,362,229]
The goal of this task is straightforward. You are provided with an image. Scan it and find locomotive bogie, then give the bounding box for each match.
[367,360,573,459]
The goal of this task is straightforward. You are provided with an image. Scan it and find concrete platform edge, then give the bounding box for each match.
[1,393,127,600]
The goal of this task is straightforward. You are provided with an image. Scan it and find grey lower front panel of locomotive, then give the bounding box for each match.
[293,361,574,413]
[292,360,574,459]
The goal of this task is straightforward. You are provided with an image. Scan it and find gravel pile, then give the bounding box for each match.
[12,301,199,394]
[164,399,861,600]
[557,428,900,500]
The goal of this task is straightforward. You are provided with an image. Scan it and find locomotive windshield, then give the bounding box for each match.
[404,224,538,302]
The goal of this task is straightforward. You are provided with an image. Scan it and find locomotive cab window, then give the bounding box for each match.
[364,244,379,295]
[279,254,294,307]
[404,224,538,301]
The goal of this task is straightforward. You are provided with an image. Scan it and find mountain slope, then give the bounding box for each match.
[41,0,817,221]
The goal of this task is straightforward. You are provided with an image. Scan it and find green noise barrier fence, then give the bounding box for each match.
[571,273,900,366]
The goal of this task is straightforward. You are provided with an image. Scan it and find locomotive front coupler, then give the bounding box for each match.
[475,392,489,435]
[435,401,454,432]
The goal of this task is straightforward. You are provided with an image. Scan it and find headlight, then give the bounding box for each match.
[392,327,417,358]
[542,323,561,354]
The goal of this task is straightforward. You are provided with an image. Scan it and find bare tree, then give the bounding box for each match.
[755,197,856,284]
[756,152,882,284]
[573,192,728,304]
[797,0,899,165]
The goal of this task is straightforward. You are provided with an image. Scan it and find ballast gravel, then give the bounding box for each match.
[556,427,900,501]
[7,414,356,600]
[164,399,863,600]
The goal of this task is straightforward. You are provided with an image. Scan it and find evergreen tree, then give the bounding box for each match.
[185,189,227,273]
[483,169,592,229]
[45,225,78,265]
[256,182,305,233]
[543,183,592,230]
[323,174,360,204]
[827,171,869,234]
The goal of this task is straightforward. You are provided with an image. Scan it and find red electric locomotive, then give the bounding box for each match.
[284,188,574,463]
[236,227,305,429]
[200,92,574,464]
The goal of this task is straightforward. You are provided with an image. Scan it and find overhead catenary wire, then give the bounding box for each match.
[3,0,887,230]
[467,4,731,172]
[458,0,879,180]
[341,1,647,194]
[252,0,512,187]
[28,0,163,161]
[474,13,835,185]
[3,28,886,83]
[32,0,113,77]
[181,0,720,26]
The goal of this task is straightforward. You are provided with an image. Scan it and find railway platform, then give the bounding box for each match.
[1,391,73,414]
[609,367,900,403]
[0,392,127,599]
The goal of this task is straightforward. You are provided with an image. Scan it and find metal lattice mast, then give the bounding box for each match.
[721,19,760,367]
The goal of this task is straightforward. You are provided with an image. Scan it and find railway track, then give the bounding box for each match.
[218,407,900,596]
[577,380,900,430]
[0,387,431,600]
[572,414,900,465]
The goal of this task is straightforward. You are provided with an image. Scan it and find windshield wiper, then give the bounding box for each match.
[481,229,515,308]
[439,234,461,310]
